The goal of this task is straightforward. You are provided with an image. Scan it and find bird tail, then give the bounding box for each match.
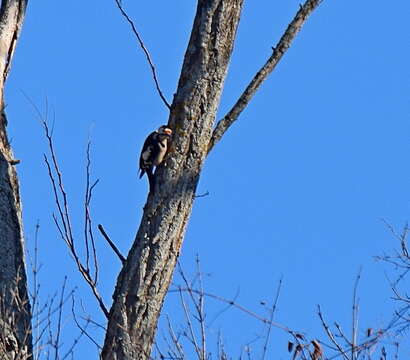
[140,167,155,193]
[147,171,155,194]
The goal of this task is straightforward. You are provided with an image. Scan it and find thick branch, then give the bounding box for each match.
[98,224,126,264]
[208,0,323,153]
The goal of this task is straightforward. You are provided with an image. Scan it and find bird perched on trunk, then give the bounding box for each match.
[139,125,173,193]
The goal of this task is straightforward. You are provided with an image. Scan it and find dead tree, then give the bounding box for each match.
[0,1,31,359]
[101,0,323,359]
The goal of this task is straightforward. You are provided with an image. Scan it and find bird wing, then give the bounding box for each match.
[139,132,157,177]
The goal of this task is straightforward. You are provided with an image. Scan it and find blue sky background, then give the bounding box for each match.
[5,0,409,358]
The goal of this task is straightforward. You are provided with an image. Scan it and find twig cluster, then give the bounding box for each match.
[157,258,209,360]
[158,258,307,360]
[0,272,31,360]
[377,222,410,335]
[42,120,109,318]
[154,257,407,360]
[27,224,96,360]
[312,271,398,360]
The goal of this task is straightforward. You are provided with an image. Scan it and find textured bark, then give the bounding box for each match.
[0,1,31,359]
[101,1,244,359]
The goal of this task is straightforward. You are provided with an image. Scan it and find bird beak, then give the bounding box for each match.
[163,128,173,136]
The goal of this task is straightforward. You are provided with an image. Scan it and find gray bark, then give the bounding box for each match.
[102,1,244,359]
[0,1,31,359]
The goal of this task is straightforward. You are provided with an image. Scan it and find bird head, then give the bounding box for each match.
[157,125,173,137]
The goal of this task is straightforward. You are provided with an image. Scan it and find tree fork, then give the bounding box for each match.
[102,0,323,357]
[102,1,244,359]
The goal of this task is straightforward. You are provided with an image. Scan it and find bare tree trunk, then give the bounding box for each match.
[0,1,32,359]
[102,1,244,359]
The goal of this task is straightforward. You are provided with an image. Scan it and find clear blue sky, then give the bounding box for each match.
[7,0,409,358]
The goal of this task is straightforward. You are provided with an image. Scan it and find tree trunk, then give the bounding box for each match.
[102,0,244,358]
[0,1,31,359]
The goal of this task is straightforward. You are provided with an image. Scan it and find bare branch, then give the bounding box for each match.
[176,259,208,360]
[334,323,351,347]
[53,277,67,360]
[60,300,90,360]
[169,286,290,333]
[84,142,100,283]
[217,331,228,360]
[178,287,201,358]
[207,287,240,328]
[165,315,185,360]
[113,0,171,110]
[351,269,361,360]
[208,0,323,153]
[97,224,126,264]
[43,120,109,319]
[32,289,76,336]
[194,191,210,199]
[71,297,102,351]
[195,257,206,360]
[27,222,41,360]
[317,305,350,360]
[261,277,283,360]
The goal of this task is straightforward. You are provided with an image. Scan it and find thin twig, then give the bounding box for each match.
[261,277,283,360]
[169,287,290,333]
[84,141,100,283]
[159,328,181,360]
[317,305,350,360]
[61,327,87,360]
[27,221,41,360]
[288,332,309,360]
[98,224,126,264]
[208,0,323,153]
[53,277,67,360]
[334,322,351,346]
[79,315,107,332]
[326,335,386,360]
[194,191,210,199]
[71,296,102,351]
[34,289,76,333]
[178,286,201,358]
[166,315,185,359]
[207,287,240,327]
[351,269,361,360]
[44,124,75,248]
[195,256,206,360]
[46,295,55,360]
[113,0,171,110]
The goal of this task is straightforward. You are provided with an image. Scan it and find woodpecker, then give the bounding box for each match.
[139,125,173,192]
